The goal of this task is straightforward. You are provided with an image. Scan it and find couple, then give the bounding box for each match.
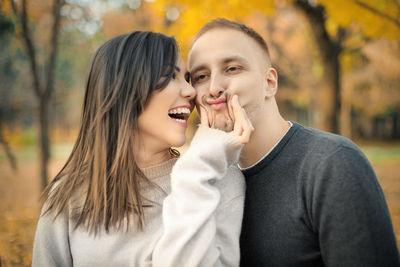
[32,19,399,266]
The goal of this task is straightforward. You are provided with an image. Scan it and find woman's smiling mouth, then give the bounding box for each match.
[168,106,191,126]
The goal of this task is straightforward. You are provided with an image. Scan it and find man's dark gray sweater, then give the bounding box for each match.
[240,122,399,267]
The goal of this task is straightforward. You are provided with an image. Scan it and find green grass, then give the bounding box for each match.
[1,141,399,163]
[0,142,74,161]
[360,142,400,163]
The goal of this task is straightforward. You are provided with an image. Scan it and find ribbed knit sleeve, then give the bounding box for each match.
[152,125,245,267]
[32,207,73,267]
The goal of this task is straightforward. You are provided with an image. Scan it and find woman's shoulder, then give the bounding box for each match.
[42,175,87,220]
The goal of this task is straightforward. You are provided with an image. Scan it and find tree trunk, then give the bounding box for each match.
[391,112,399,139]
[10,0,63,190]
[294,0,342,134]
[0,119,17,170]
[340,85,352,139]
[38,95,50,189]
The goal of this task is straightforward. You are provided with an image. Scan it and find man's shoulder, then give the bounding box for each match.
[293,122,361,157]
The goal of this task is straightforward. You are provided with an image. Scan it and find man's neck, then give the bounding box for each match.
[239,111,290,168]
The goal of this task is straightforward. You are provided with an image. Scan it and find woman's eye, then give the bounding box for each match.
[171,72,176,79]
[185,72,191,83]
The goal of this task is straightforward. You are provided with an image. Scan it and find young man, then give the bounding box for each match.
[188,18,400,266]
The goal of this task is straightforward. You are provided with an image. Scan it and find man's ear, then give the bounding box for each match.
[265,67,278,98]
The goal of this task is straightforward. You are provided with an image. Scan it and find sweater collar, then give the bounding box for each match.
[141,158,178,179]
[242,121,300,177]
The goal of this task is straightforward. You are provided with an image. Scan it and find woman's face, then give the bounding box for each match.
[137,55,196,152]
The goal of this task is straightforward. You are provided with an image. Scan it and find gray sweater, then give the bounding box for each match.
[32,126,245,267]
[240,122,399,266]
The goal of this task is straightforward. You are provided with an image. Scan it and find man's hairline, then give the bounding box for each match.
[189,27,271,72]
[190,26,270,60]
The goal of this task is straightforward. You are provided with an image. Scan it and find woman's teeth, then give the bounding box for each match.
[168,107,191,123]
[174,118,186,123]
[168,107,191,115]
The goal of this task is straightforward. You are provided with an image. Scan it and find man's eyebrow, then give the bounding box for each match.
[190,64,207,74]
[223,55,250,65]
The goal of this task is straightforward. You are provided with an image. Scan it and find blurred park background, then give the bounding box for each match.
[0,0,400,265]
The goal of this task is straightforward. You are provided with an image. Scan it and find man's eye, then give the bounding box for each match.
[227,66,241,73]
[193,74,207,82]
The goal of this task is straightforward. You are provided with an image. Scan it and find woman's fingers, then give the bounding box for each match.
[199,95,254,144]
[239,108,253,143]
[231,95,243,136]
[231,95,254,144]
[228,94,235,124]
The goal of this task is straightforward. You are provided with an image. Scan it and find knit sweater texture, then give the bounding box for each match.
[32,125,245,267]
[239,122,400,267]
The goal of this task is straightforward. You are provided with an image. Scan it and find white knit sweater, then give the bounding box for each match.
[32,125,245,267]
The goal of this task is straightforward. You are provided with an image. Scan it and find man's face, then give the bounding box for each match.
[188,28,273,129]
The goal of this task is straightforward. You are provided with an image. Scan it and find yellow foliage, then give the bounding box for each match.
[95,0,400,60]
[0,215,37,267]
[153,0,400,59]
[29,0,52,21]
[156,0,275,58]
[0,0,13,15]
[317,0,400,39]
[102,2,167,38]
[343,39,400,117]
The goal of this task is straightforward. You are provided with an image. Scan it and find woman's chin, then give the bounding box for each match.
[173,139,186,148]
[171,136,186,148]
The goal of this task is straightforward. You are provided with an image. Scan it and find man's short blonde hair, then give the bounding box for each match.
[192,18,270,60]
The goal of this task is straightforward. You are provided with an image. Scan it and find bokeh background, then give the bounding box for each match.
[0,0,400,265]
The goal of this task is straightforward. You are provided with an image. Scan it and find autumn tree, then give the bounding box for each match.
[291,0,343,133]
[5,0,65,189]
[0,11,17,170]
[100,0,168,38]
[155,0,400,134]
[293,0,400,134]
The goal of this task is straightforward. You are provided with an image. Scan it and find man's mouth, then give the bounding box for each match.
[168,106,191,124]
[207,97,227,111]
[199,95,234,131]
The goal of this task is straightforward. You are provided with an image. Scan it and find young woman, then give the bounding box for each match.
[32,31,253,266]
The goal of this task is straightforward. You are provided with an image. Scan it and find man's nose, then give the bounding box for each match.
[209,73,225,98]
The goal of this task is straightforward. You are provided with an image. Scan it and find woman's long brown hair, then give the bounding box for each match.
[41,31,178,234]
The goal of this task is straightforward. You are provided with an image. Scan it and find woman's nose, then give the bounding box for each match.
[182,81,196,100]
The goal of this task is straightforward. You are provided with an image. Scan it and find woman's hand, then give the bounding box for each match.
[198,95,254,144]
